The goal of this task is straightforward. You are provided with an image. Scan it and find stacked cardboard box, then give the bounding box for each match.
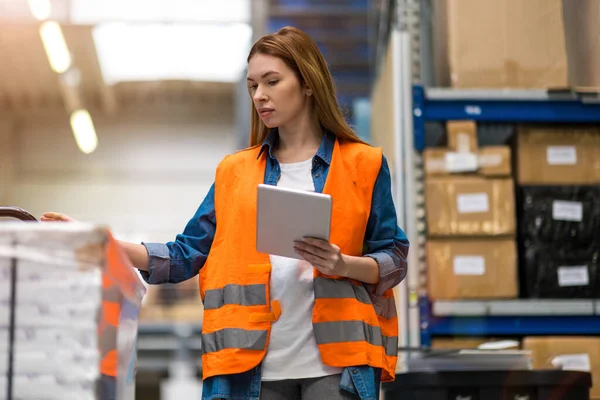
[433,0,567,89]
[523,337,600,399]
[517,126,600,298]
[140,277,204,322]
[433,0,600,90]
[424,121,518,300]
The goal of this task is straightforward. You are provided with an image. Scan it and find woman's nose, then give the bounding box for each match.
[253,87,267,102]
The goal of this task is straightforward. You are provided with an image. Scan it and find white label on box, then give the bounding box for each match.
[445,152,478,172]
[552,200,583,222]
[551,354,591,372]
[457,193,489,213]
[547,146,577,165]
[557,266,589,287]
[453,256,485,276]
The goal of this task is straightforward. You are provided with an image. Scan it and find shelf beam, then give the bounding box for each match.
[433,300,596,317]
[412,85,600,151]
[428,315,600,337]
[419,298,600,346]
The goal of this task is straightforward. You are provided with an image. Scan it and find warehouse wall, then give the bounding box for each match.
[4,99,236,243]
[370,39,396,168]
[0,119,17,205]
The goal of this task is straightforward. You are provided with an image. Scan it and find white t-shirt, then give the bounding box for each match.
[260,157,344,381]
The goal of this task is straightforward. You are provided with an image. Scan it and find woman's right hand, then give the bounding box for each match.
[40,212,75,222]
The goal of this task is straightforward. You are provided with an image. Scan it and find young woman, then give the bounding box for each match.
[42,26,409,400]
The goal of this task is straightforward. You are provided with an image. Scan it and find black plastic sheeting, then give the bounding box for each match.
[523,243,599,298]
[519,186,600,298]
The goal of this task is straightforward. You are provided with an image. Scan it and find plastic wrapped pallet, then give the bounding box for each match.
[520,186,600,248]
[0,223,146,400]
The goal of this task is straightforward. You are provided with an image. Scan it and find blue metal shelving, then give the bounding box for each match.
[419,297,600,347]
[414,84,600,347]
[412,85,600,151]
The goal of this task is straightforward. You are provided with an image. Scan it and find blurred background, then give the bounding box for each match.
[1,0,600,399]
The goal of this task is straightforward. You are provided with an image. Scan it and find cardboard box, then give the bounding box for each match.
[447,121,478,153]
[562,0,600,90]
[478,146,511,177]
[425,176,516,237]
[140,277,203,321]
[142,279,199,305]
[423,148,478,176]
[424,146,511,177]
[423,148,451,176]
[427,238,518,300]
[517,126,600,185]
[433,0,567,88]
[523,337,600,399]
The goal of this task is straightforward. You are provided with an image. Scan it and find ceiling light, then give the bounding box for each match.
[92,23,253,84]
[28,0,52,20]
[70,110,98,154]
[39,21,72,74]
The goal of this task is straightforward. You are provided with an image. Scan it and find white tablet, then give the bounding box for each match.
[256,183,332,259]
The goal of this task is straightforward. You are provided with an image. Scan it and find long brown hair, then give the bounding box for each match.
[247,26,367,147]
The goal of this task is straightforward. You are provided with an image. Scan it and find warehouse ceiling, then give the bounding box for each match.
[0,0,253,113]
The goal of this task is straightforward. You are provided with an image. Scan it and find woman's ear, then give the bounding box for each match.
[304,86,313,96]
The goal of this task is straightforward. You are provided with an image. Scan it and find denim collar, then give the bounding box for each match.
[257,128,334,165]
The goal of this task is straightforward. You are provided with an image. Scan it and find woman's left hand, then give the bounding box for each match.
[293,238,349,277]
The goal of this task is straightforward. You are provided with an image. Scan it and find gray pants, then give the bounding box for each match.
[260,375,356,399]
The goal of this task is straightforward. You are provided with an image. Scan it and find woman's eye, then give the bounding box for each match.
[268,80,279,86]
[248,85,257,91]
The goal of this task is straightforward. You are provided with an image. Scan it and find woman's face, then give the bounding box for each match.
[247,53,310,129]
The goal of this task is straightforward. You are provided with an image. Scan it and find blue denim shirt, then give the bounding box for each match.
[141,130,408,400]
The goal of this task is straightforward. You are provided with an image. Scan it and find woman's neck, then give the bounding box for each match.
[275,116,323,163]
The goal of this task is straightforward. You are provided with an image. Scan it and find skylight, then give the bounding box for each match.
[92,22,253,84]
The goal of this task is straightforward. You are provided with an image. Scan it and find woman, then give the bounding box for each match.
[43,26,409,400]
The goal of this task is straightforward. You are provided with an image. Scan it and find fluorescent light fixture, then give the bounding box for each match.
[92,23,253,84]
[71,0,250,23]
[39,21,72,74]
[28,0,51,20]
[70,110,98,154]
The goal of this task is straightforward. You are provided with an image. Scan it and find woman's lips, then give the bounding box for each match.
[259,108,274,118]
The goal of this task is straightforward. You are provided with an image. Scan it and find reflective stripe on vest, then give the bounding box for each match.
[204,284,267,310]
[202,328,268,353]
[314,277,371,304]
[314,277,397,320]
[313,321,398,356]
[313,277,398,356]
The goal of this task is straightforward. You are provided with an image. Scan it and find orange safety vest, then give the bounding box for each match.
[199,138,399,382]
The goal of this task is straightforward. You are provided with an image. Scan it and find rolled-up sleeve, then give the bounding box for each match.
[139,183,217,284]
[363,155,409,298]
